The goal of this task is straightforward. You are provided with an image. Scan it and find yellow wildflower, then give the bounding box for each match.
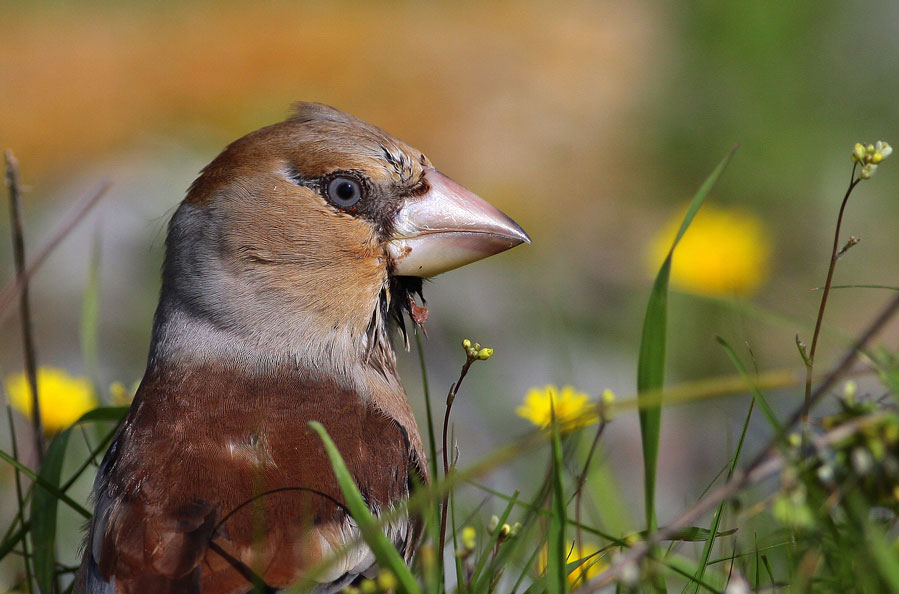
[516,385,598,433]
[647,204,771,297]
[6,367,97,433]
[538,540,608,587]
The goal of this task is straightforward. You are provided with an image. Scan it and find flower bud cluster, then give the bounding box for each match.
[851,140,892,179]
[462,338,494,360]
[487,514,521,543]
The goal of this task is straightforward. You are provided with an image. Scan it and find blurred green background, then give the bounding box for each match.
[1,0,897,584]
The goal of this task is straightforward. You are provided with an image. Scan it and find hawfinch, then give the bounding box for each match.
[75,103,529,594]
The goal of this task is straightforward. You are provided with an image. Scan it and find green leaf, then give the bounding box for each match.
[308,421,421,594]
[73,405,130,425]
[637,146,738,538]
[31,427,74,594]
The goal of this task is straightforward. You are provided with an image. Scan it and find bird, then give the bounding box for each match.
[75,102,529,594]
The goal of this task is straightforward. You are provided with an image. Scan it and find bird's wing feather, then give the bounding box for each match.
[77,362,420,594]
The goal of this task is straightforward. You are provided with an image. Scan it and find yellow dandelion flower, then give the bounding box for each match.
[538,540,608,587]
[516,385,598,433]
[6,367,97,433]
[647,204,771,297]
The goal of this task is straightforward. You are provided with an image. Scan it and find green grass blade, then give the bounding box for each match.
[470,490,519,592]
[471,475,553,594]
[81,227,102,390]
[715,337,783,436]
[761,554,775,586]
[0,448,90,518]
[688,390,755,593]
[846,491,899,591]
[450,484,465,593]
[822,284,899,291]
[414,332,439,483]
[31,427,74,594]
[637,259,671,535]
[637,147,737,589]
[547,412,568,594]
[0,521,28,561]
[413,332,442,592]
[308,421,421,594]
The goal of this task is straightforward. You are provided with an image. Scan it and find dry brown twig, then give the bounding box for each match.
[0,176,110,323]
[5,150,45,463]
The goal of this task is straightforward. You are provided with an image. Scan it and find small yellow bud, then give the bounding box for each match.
[488,515,499,533]
[510,521,522,537]
[419,544,436,569]
[462,338,471,349]
[601,389,615,405]
[499,523,511,539]
[109,381,134,405]
[377,570,398,592]
[852,143,866,163]
[461,526,477,551]
[359,579,378,594]
[868,438,885,461]
[473,342,481,351]
[842,380,857,401]
[788,432,802,448]
[884,422,899,444]
[872,152,883,164]
[343,586,361,594]
[866,143,876,154]
[476,347,494,360]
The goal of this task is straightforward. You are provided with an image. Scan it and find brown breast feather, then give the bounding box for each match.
[93,361,420,593]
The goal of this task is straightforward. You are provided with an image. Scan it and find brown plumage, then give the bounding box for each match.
[76,103,528,594]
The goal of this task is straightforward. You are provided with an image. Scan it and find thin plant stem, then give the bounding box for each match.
[415,332,440,484]
[438,355,475,572]
[5,150,44,464]
[803,163,860,423]
[574,420,607,565]
[5,404,34,593]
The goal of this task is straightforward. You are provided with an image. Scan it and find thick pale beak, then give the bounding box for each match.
[387,169,530,277]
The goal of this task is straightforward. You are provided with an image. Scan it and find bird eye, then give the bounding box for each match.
[326,176,363,210]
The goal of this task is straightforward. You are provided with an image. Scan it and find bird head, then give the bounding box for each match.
[155,103,529,380]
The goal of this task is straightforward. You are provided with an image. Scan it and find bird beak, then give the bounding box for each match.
[387,169,530,277]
